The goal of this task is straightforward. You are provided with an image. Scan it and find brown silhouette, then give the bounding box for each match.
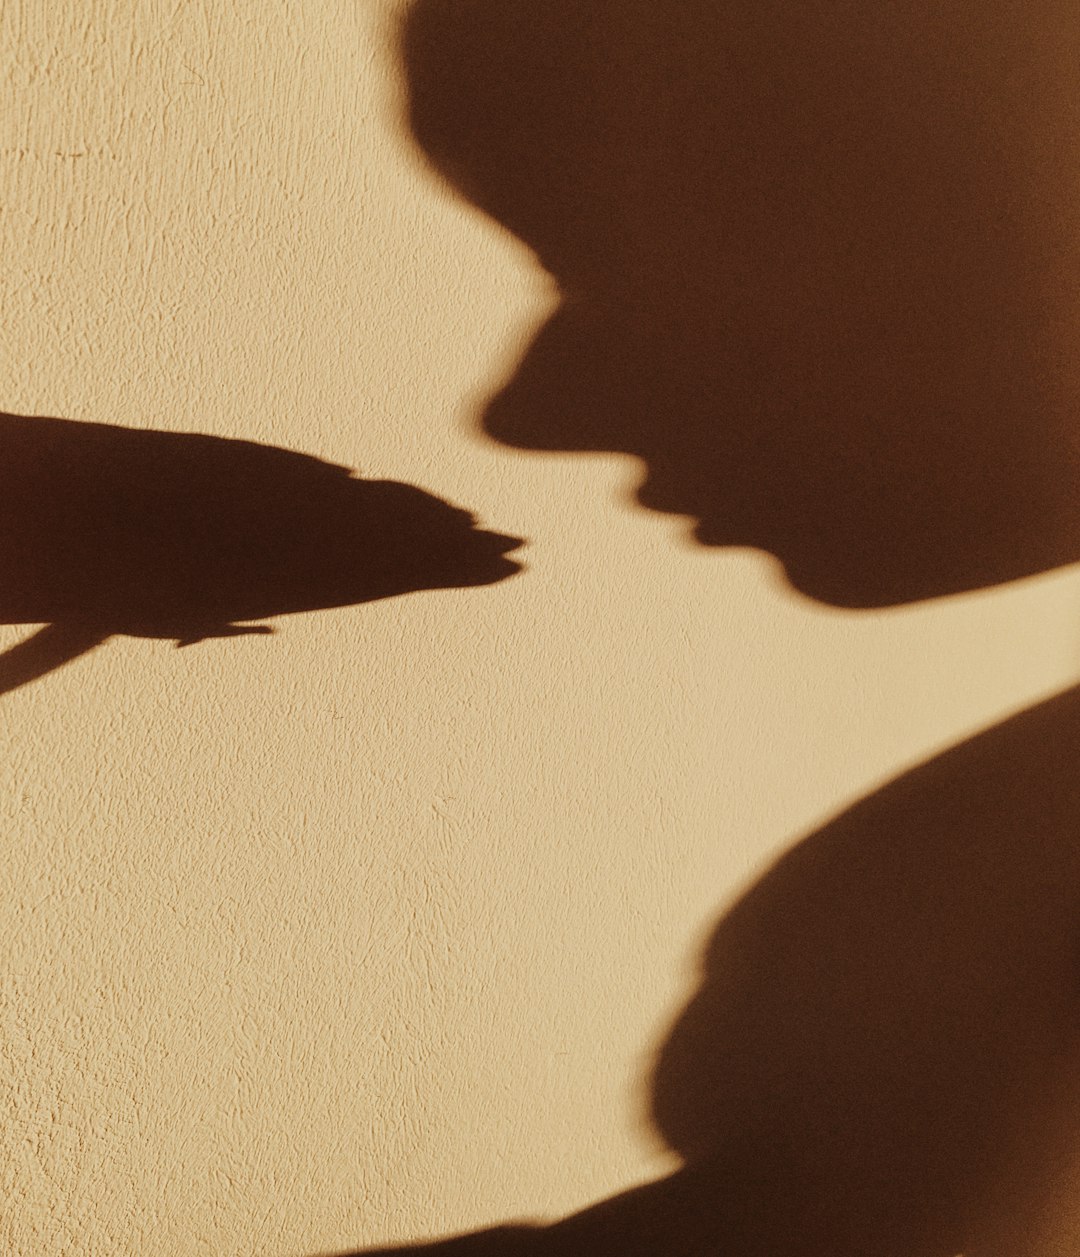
[404,0,1080,608]
[350,684,1080,1255]
[0,412,522,694]
[329,1,1080,1252]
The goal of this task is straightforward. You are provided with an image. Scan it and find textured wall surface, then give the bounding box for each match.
[3,3,1080,1255]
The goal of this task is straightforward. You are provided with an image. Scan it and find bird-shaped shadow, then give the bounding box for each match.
[0,412,523,695]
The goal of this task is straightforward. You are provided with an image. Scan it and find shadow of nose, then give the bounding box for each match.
[481,307,604,455]
[480,297,657,464]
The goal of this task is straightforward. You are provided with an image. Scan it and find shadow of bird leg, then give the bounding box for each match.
[0,623,111,697]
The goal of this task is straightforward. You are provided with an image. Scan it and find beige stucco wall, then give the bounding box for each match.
[3,3,1079,1254]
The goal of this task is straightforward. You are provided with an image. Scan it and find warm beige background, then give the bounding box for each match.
[3,3,1079,1254]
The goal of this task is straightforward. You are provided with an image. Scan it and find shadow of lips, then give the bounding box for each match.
[0,413,525,693]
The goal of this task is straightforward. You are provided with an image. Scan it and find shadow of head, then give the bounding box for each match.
[0,413,523,692]
[402,0,1080,607]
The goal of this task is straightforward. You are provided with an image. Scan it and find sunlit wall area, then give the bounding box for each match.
[3,4,1080,1255]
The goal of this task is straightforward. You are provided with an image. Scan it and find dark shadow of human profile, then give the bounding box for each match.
[324,1,1080,1252]
[0,412,523,695]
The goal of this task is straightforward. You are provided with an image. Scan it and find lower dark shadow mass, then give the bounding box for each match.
[340,683,1080,1257]
[402,0,1080,609]
[0,412,523,695]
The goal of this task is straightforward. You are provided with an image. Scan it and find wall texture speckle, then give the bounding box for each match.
[3,3,1080,1254]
